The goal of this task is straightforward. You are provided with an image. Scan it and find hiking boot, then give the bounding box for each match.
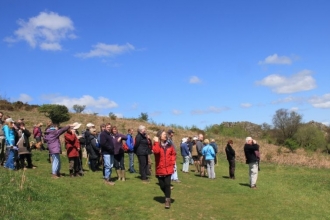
[165,198,171,209]
[142,179,150,184]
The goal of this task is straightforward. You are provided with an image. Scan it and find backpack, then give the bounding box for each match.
[122,140,129,152]
[79,130,86,145]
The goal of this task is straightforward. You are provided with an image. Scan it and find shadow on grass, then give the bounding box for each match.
[239,183,251,187]
[194,174,208,178]
[222,176,230,179]
[153,196,175,204]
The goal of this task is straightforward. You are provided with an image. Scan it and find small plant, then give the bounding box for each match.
[73,104,86,113]
[138,112,148,121]
[109,112,117,120]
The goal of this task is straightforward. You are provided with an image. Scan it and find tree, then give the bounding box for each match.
[272,108,302,144]
[138,112,149,121]
[109,112,117,120]
[293,124,327,151]
[73,104,86,113]
[38,104,71,124]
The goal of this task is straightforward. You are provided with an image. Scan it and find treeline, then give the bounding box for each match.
[205,108,330,153]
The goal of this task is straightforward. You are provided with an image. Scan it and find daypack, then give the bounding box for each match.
[122,140,129,152]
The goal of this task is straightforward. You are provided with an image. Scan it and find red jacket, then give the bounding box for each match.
[65,131,80,158]
[152,141,176,176]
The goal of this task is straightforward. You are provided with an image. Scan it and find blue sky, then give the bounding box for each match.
[1,0,330,128]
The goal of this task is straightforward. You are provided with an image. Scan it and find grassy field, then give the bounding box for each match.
[1,150,330,220]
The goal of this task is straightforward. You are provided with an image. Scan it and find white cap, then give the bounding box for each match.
[86,123,95,128]
[72,122,82,130]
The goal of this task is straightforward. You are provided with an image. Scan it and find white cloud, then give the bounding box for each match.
[114,113,124,118]
[75,43,135,58]
[321,121,330,126]
[309,93,330,108]
[289,107,299,112]
[131,103,138,110]
[240,103,252,108]
[42,94,118,109]
[191,106,230,115]
[150,111,161,117]
[256,70,316,94]
[4,11,75,51]
[189,76,202,84]
[258,54,292,65]
[172,109,182,115]
[18,94,32,102]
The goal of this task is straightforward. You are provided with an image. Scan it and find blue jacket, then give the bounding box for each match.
[202,144,215,160]
[2,125,15,146]
[180,142,190,157]
[126,133,134,151]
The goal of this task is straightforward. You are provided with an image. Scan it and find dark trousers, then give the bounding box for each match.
[69,157,80,174]
[137,155,148,180]
[90,159,97,172]
[0,138,5,165]
[228,159,236,178]
[158,175,172,198]
[19,154,32,169]
[114,153,125,170]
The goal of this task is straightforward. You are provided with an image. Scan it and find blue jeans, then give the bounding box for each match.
[128,152,135,172]
[103,154,114,180]
[51,154,61,175]
[5,147,15,169]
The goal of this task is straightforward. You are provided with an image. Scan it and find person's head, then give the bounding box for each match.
[128,128,133,134]
[167,129,175,138]
[228,140,233,145]
[182,137,188,143]
[5,118,15,127]
[138,125,146,134]
[90,128,97,136]
[203,139,210,145]
[157,130,167,142]
[111,126,118,134]
[38,122,43,128]
[198,133,204,141]
[19,122,25,129]
[211,138,215,143]
[246,137,253,144]
[49,123,59,130]
[0,111,3,119]
[105,123,111,132]
[86,123,95,129]
[100,124,105,131]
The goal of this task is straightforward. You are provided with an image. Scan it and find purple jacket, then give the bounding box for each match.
[44,126,70,154]
[111,133,127,155]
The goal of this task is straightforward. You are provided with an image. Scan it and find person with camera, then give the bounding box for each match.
[244,137,260,189]
[153,130,176,209]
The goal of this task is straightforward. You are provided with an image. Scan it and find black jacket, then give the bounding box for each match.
[244,143,259,164]
[86,134,100,159]
[100,130,114,155]
[134,132,149,156]
[225,144,235,160]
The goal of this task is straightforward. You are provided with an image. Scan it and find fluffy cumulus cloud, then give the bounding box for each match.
[240,103,252,108]
[4,11,76,51]
[191,106,230,115]
[256,70,316,94]
[309,93,330,108]
[189,76,202,84]
[172,109,182,115]
[42,94,118,110]
[75,43,135,58]
[258,54,292,65]
[17,94,33,102]
[272,96,305,104]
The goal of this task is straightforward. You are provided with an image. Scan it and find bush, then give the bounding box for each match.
[38,104,71,124]
[284,138,299,152]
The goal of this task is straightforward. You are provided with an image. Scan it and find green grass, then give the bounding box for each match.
[1,151,330,220]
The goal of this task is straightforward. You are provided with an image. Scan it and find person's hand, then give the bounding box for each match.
[253,140,257,144]
[117,137,122,142]
[153,136,159,142]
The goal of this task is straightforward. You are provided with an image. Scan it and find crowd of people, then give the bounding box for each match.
[0,111,261,209]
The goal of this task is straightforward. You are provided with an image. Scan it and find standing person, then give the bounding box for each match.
[225,140,236,179]
[168,129,181,183]
[126,128,136,173]
[202,139,216,179]
[0,112,6,166]
[111,126,127,181]
[33,123,44,150]
[187,137,194,165]
[17,122,35,169]
[147,134,153,176]
[87,128,100,172]
[2,118,16,170]
[99,123,115,185]
[134,125,150,183]
[44,123,72,179]
[64,127,81,177]
[191,137,199,173]
[244,137,260,189]
[153,130,176,209]
[180,137,190,173]
[196,134,205,177]
[210,139,218,165]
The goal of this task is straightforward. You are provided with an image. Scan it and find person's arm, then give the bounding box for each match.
[91,138,99,151]
[134,134,141,149]
[56,126,70,137]
[22,128,31,138]
[152,137,160,154]
[3,126,14,146]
